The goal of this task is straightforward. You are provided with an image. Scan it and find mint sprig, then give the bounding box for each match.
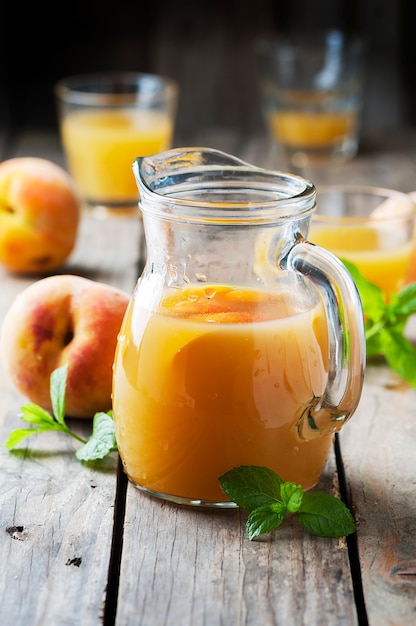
[5,363,117,462]
[341,259,416,386]
[75,412,117,462]
[219,466,356,540]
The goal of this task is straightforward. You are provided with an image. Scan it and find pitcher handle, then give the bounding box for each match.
[284,239,366,438]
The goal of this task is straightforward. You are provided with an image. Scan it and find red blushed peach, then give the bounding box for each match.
[0,274,130,418]
[0,157,81,274]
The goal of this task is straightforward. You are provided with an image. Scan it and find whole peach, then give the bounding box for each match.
[0,157,81,274]
[0,274,130,418]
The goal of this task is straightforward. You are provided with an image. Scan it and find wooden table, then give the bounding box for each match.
[1,128,416,626]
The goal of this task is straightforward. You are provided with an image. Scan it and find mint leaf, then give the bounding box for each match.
[341,259,385,322]
[219,465,356,540]
[393,283,416,317]
[380,327,416,387]
[365,326,385,357]
[299,492,356,538]
[341,258,416,387]
[6,363,118,464]
[6,401,65,449]
[50,363,68,425]
[219,465,284,510]
[76,411,117,461]
[5,427,51,449]
[280,481,303,513]
[20,403,58,426]
[246,503,286,540]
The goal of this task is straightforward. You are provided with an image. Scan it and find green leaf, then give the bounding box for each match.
[219,465,284,510]
[219,465,356,539]
[280,482,304,513]
[380,327,416,387]
[5,428,40,449]
[20,403,57,426]
[340,259,416,388]
[393,282,416,317]
[4,365,120,462]
[246,503,286,540]
[5,426,56,449]
[341,258,385,321]
[298,492,356,538]
[75,411,117,462]
[50,362,68,425]
[365,331,384,357]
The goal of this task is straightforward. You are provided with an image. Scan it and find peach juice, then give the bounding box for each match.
[310,224,413,295]
[269,109,357,149]
[61,109,174,205]
[112,284,332,504]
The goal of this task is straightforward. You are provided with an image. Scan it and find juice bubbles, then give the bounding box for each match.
[61,109,174,204]
[113,284,331,504]
[310,225,413,294]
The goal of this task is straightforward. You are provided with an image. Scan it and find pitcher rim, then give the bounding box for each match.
[133,148,317,224]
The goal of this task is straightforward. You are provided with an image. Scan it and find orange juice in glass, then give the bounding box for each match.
[310,186,416,296]
[255,31,365,166]
[268,98,359,155]
[55,72,178,215]
[112,147,365,508]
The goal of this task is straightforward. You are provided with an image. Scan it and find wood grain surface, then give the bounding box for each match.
[1,128,416,625]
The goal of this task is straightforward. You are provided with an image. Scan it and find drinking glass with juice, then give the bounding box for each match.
[60,109,174,205]
[268,98,360,164]
[55,72,178,214]
[255,30,365,166]
[112,148,366,507]
[310,186,416,296]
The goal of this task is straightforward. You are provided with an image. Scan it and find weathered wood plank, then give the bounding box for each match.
[0,208,141,625]
[340,364,416,626]
[0,401,118,626]
[114,133,362,626]
[116,455,358,626]
[292,134,416,626]
[67,211,142,294]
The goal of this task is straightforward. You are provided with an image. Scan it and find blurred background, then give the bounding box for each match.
[1,0,415,144]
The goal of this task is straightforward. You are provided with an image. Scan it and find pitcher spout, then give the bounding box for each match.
[132,146,316,225]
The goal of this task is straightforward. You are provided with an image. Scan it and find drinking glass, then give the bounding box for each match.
[55,72,178,216]
[254,30,365,168]
[310,185,416,295]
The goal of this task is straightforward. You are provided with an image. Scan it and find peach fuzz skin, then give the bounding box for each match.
[0,275,130,418]
[0,157,81,274]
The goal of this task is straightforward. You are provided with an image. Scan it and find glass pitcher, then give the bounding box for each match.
[112,147,365,507]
